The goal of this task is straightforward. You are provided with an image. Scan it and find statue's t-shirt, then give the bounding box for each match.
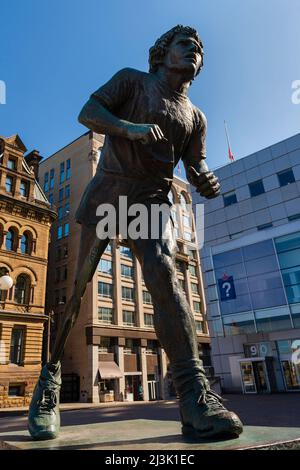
[91,68,206,183]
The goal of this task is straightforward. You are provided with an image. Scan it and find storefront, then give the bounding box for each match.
[98,361,123,402]
[239,340,300,393]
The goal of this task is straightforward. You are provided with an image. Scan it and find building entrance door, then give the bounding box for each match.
[281,360,300,391]
[240,359,270,394]
[252,361,269,393]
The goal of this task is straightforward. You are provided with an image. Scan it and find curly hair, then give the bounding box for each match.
[149,25,204,76]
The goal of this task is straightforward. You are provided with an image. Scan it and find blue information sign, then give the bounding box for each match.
[218,276,236,301]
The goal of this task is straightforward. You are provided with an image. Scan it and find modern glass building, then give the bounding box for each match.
[192,132,300,393]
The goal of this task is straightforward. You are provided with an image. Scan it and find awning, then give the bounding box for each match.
[99,361,123,379]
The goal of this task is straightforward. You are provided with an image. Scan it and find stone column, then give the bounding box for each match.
[87,344,99,403]
[140,339,149,401]
[159,347,169,400]
[116,338,125,401]
[114,243,123,325]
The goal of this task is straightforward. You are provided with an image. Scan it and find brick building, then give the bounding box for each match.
[0,134,56,407]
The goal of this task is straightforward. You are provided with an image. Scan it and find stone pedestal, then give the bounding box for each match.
[1,421,300,450]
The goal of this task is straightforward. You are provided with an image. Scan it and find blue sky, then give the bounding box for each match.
[0,0,299,171]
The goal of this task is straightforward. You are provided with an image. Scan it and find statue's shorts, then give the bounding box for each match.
[75,169,173,230]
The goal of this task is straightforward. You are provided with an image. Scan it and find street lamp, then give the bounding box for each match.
[0,275,13,291]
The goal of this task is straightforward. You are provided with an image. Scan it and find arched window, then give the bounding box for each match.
[180,192,188,211]
[14,274,31,305]
[21,232,32,255]
[6,228,16,251]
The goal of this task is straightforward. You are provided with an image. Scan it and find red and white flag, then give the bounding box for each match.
[224,120,235,162]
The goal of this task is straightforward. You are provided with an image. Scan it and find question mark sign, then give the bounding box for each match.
[223,282,231,297]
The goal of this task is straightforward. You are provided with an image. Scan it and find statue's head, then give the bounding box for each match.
[149,25,204,79]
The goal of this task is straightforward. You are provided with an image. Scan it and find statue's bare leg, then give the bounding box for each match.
[128,217,243,439]
[28,225,109,440]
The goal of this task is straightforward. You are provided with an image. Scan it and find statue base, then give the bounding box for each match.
[1,420,300,450]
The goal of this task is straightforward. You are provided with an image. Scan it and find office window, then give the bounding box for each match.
[122,286,134,301]
[20,180,29,197]
[43,172,49,192]
[98,281,112,298]
[223,191,237,207]
[64,223,69,237]
[50,169,55,189]
[64,202,70,217]
[189,264,197,277]
[66,159,71,180]
[121,264,134,279]
[143,290,152,304]
[255,306,292,333]
[184,231,192,242]
[48,193,54,206]
[60,162,65,184]
[5,176,13,193]
[120,245,132,259]
[188,249,196,259]
[275,231,300,304]
[98,307,113,324]
[183,215,191,228]
[223,312,256,335]
[99,337,114,353]
[176,260,185,274]
[195,320,203,333]
[98,259,112,275]
[123,310,135,326]
[249,179,265,197]
[58,207,63,220]
[193,301,201,312]
[191,283,199,294]
[144,313,154,327]
[277,168,295,187]
[7,158,16,170]
[10,328,24,365]
[59,188,64,202]
[57,225,63,240]
[65,185,70,199]
[124,338,136,354]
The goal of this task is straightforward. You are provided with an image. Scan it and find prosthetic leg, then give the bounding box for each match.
[28,227,109,440]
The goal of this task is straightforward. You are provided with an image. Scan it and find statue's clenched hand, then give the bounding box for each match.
[125,123,167,145]
[187,165,221,199]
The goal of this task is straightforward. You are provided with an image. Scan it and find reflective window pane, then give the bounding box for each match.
[242,240,274,261]
[213,249,242,269]
[255,307,292,332]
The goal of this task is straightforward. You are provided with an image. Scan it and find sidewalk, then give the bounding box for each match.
[0,399,173,415]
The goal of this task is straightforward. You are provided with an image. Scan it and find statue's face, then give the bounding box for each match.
[163,32,202,78]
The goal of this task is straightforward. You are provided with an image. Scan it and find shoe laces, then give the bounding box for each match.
[37,389,57,413]
[197,389,226,411]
